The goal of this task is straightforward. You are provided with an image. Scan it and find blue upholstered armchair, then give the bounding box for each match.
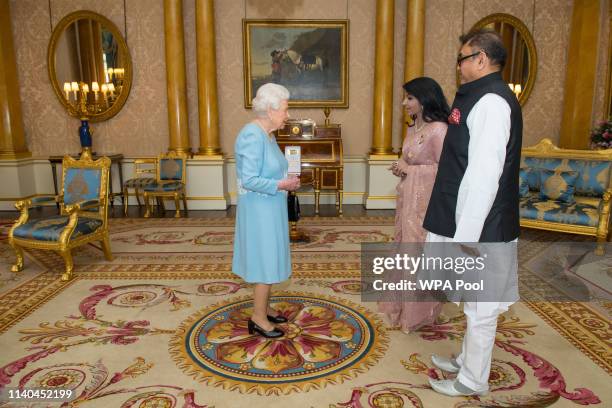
[8,152,112,281]
[143,151,188,218]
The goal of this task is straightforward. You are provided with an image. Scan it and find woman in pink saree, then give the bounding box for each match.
[379,77,450,332]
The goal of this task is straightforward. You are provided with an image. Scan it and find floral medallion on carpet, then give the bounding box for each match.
[0,216,609,407]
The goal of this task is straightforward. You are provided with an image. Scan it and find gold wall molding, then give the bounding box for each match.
[4,0,593,158]
[0,0,30,160]
[560,0,601,149]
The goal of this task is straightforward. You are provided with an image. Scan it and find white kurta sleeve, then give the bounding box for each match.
[453,93,511,242]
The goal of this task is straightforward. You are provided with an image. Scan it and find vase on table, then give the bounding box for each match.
[79,119,93,158]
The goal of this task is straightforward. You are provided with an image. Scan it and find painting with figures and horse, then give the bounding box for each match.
[243,20,348,108]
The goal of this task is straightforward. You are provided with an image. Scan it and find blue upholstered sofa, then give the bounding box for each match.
[519,139,612,254]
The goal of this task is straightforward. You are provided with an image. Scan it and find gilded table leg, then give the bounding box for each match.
[9,241,24,273]
[338,190,344,215]
[123,187,129,216]
[314,168,321,215]
[59,250,74,281]
[101,233,113,261]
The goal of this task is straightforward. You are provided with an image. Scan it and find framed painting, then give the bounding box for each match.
[243,19,349,108]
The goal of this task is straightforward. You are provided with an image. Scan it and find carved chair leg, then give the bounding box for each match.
[144,192,151,218]
[595,236,606,256]
[182,191,188,216]
[58,250,74,281]
[8,240,24,273]
[101,234,113,261]
[174,193,181,218]
[135,188,142,207]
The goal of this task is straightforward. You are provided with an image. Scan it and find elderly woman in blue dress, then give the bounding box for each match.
[233,83,300,338]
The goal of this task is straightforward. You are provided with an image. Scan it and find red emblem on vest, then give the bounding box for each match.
[449,108,461,124]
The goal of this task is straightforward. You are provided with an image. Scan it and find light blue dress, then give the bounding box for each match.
[232,123,291,284]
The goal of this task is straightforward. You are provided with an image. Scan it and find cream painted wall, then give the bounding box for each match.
[8,0,609,158]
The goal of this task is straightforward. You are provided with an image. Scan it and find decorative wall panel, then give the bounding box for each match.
[7,0,608,158]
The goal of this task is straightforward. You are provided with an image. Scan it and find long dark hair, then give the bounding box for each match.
[403,77,450,124]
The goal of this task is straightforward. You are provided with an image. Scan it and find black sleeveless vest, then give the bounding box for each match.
[422,71,522,242]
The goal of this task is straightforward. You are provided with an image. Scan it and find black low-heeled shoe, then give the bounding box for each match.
[267,314,288,323]
[248,319,285,338]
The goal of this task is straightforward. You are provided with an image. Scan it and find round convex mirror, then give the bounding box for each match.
[48,10,132,122]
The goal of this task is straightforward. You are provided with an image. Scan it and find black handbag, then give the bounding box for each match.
[287,192,300,222]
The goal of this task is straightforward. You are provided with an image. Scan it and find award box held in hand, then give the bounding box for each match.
[285,146,301,175]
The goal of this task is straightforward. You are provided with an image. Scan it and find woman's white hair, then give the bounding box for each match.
[252,83,290,116]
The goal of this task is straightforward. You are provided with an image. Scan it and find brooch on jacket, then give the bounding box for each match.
[449,108,461,125]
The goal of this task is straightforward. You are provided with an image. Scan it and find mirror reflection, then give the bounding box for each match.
[49,11,132,122]
[484,21,529,98]
[469,13,537,106]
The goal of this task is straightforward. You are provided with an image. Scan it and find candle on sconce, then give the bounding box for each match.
[101,84,109,107]
[514,84,522,97]
[107,83,115,99]
[71,82,79,99]
[63,82,71,99]
[82,83,89,94]
[91,82,99,100]
[508,83,515,91]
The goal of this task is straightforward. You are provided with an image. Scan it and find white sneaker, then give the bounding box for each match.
[431,354,460,373]
[429,378,488,397]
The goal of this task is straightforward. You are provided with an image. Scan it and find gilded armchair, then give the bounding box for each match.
[8,153,112,281]
[143,151,188,218]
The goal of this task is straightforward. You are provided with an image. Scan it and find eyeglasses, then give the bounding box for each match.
[456,50,484,66]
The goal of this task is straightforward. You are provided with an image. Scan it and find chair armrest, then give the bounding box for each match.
[10,199,34,234]
[64,199,101,215]
[59,198,103,243]
[30,195,59,205]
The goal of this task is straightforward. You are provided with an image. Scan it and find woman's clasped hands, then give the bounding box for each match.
[278,174,301,191]
[389,161,407,178]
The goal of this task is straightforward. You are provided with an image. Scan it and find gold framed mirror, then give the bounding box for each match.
[467,13,537,106]
[48,10,132,122]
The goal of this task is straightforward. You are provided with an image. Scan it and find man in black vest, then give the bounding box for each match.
[423,29,521,397]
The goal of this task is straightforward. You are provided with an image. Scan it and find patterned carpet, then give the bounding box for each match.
[0,216,609,407]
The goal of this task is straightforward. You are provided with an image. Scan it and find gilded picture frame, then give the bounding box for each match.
[243,19,349,108]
